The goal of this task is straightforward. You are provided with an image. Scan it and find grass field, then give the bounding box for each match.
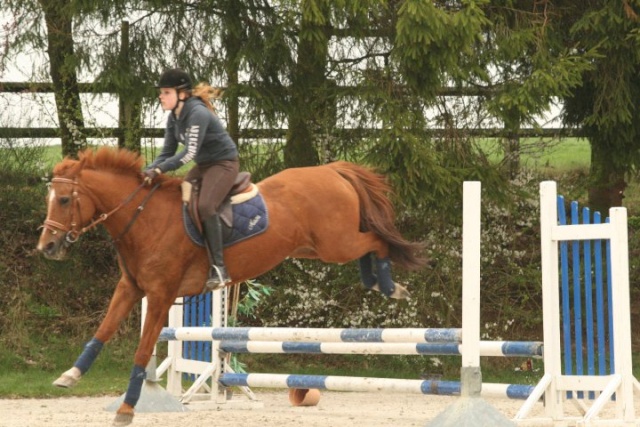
[527,138,591,171]
[480,137,590,172]
[12,137,592,177]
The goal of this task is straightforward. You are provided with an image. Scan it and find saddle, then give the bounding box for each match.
[181,171,253,231]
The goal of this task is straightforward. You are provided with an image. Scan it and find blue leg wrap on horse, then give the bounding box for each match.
[73,337,104,374]
[359,253,377,289]
[375,257,395,297]
[124,364,146,407]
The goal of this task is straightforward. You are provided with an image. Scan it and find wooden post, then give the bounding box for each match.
[117,21,129,150]
[118,21,142,152]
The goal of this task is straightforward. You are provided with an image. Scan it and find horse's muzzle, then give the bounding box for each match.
[36,235,69,260]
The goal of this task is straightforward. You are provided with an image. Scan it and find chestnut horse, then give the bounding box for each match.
[36,147,425,426]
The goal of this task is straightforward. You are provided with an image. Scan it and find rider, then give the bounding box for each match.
[143,68,239,290]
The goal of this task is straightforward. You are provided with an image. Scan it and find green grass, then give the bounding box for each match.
[0,364,130,399]
[0,335,137,398]
[479,137,591,172]
[522,138,590,172]
[38,138,592,168]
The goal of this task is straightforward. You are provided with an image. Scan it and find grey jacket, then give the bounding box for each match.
[147,97,238,172]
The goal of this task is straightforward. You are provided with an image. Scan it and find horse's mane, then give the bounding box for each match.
[52,147,143,177]
[52,147,181,189]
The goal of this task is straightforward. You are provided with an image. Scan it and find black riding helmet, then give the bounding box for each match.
[155,68,193,90]
[155,68,192,113]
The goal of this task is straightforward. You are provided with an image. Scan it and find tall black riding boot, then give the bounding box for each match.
[202,214,231,290]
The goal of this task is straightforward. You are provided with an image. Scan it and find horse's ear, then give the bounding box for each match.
[54,153,87,177]
[77,151,88,166]
[70,154,87,176]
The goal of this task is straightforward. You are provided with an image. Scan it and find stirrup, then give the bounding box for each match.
[204,265,230,292]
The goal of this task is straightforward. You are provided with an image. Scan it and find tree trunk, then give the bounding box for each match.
[284,6,332,168]
[119,101,142,152]
[503,107,521,179]
[222,4,241,146]
[117,21,142,152]
[39,0,86,158]
[588,138,627,215]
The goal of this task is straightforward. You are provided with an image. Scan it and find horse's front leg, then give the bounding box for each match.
[113,294,175,427]
[53,275,142,388]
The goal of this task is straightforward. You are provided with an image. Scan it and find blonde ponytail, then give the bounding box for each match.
[192,83,223,113]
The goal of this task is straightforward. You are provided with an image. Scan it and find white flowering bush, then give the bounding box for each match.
[248,258,421,328]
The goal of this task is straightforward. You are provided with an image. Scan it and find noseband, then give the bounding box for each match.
[41,177,149,244]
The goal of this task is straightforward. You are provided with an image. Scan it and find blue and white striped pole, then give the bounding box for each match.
[159,327,463,344]
[215,340,543,358]
[219,373,534,400]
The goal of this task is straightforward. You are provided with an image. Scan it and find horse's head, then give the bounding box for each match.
[36,147,167,259]
[36,156,99,260]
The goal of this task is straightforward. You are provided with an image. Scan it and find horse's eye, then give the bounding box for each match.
[59,196,71,206]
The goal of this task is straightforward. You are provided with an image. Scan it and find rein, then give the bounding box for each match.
[42,177,157,244]
[113,183,161,242]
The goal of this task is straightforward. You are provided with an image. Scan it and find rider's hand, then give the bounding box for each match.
[142,168,162,185]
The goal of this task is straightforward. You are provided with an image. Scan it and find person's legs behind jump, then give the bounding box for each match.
[191,159,239,291]
[202,212,229,288]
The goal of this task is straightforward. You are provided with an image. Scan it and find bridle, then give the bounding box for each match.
[41,176,153,244]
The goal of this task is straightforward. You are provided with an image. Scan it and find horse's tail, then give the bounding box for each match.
[329,161,427,271]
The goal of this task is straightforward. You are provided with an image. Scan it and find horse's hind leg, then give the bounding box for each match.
[358,252,411,299]
[53,276,142,388]
[359,253,377,288]
[320,230,410,299]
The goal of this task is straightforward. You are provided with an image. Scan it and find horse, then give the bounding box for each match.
[36,147,426,426]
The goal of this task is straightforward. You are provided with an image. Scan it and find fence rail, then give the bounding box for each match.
[0,126,582,140]
[0,80,585,141]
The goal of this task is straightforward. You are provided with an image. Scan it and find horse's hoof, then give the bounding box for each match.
[112,413,134,427]
[390,283,411,299]
[52,367,81,388]
[371,283,411,299]
[114,402,135,426]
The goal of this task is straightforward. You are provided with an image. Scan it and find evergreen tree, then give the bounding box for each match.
[5,0,636,213]
[561,1,640,212]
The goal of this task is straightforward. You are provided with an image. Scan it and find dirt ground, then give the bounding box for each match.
[3,388,640,427]
[0,391,534,427]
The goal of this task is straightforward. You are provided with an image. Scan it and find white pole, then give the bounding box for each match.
[166,298,183,395]
[536,181,562,419]
[461,181,481,369]
[608,207,635,422]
